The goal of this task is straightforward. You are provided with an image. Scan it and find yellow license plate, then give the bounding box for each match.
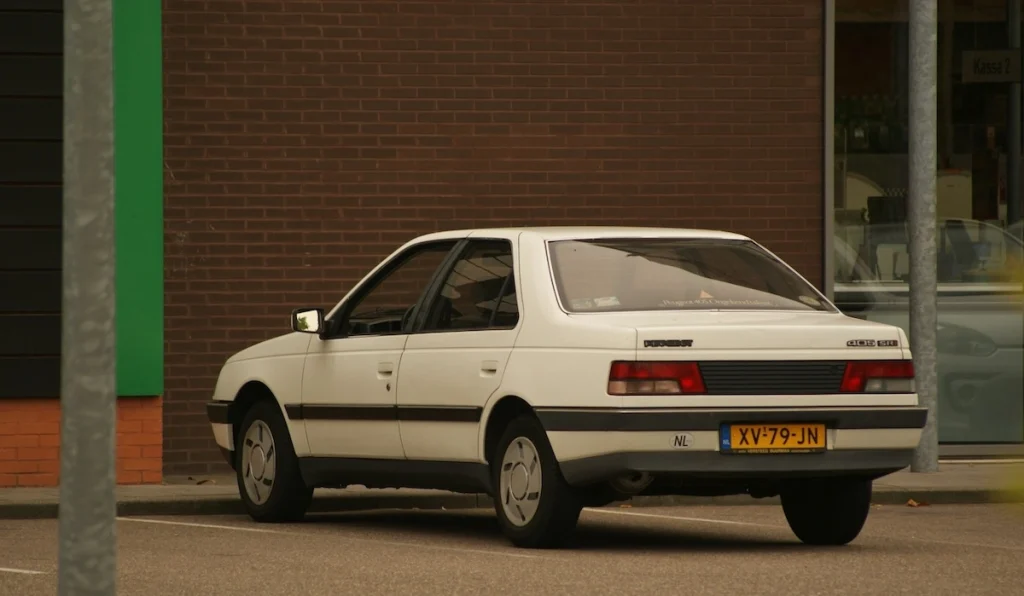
[722,423,826,453]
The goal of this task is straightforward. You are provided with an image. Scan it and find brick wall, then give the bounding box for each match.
[0,398,163,487]
[163,0,824,475]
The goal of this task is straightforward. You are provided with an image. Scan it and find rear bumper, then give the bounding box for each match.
[557,448,916,486]
[536,406,926,486]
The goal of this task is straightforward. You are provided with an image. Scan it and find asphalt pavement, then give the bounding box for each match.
[3,462,1022,520]
[2,503,1022,595]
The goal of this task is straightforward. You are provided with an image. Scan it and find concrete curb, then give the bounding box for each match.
[628,489,1022,507]
[1,488,1017,520]
[0,494,489,521]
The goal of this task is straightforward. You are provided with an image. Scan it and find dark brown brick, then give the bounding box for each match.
[163,0,824,475]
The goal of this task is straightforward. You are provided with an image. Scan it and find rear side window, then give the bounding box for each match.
[422,240,519,332]
[547,238,834,313]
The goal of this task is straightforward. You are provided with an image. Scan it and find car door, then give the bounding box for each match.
[397,237,522,462]
[300,239,461,459]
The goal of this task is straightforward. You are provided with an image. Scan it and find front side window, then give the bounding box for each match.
[548,238,834,313]
[342,241,457,337]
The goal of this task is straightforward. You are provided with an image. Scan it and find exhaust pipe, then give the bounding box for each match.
[608,472,654,496]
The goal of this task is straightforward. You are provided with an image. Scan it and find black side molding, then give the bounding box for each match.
[286,404,482,423]
[208,402,483,424]
[535,407,929,432]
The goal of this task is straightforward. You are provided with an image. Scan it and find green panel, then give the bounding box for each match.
[114,0,163,396]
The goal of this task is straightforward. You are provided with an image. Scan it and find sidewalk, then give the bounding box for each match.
[1,462,1021,520]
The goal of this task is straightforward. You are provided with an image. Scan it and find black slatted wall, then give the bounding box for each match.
[0,0,63,398]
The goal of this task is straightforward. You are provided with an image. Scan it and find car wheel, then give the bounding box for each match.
[780,476,872,546]
[492,415,582,549]
[235,400,313,523]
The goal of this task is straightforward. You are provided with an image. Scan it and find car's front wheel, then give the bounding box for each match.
[235,400,313,522]
[780,476,872,546]
[492,415,582,548]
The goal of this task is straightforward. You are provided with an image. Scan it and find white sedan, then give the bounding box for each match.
[206,227,925,548]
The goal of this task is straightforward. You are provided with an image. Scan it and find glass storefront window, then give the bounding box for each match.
[833,0,1024,444]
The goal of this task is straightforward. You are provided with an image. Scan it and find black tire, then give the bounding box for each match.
[780,476,872,546]
[235,400,313,523]
[492,415,582,549]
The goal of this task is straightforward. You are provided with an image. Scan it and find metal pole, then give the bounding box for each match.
[1009,0,1022,227]
[58,0,117,593]
[823,0,836,302]
[908,0,939,473]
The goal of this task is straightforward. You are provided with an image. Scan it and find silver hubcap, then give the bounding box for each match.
[241,421,276,505]
[499,436,542,527]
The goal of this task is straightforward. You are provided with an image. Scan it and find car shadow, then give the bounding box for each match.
[568,523,803,553]
[301,509,817,553]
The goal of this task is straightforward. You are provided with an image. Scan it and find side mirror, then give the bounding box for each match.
[291,308,324,334]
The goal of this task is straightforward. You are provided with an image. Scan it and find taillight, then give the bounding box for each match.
[608,361,706,396]
[840,360,916,393]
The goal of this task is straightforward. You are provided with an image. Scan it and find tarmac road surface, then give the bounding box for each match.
[2,503,1022,595]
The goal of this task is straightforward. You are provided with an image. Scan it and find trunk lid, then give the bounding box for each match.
[613,311,904,352]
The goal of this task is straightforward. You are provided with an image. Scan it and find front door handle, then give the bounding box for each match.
[378,362,395,377]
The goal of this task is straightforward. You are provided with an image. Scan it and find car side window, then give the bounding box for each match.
[421,240,518,333]
[340,241,458,337]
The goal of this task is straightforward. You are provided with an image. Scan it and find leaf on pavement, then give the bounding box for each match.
[906,498,930,507]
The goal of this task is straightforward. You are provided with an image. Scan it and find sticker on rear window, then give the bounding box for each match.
[660,299,689,307]
[798,295,822,307]
[569,298,595,310]
[569,296,620,310]
[660,298,775,308]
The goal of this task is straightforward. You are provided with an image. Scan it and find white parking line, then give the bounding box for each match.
[585,508,784,529]
[117,516,542,559]
[0,567,46,575]
[117,517,281,534]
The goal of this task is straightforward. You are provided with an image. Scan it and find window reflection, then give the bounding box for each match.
[835,218,1024,285]
[834,0,1024,444]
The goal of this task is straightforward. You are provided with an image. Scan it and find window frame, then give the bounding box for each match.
[320,239,464,340]
[412,238,521,335]
[487,270,519,328]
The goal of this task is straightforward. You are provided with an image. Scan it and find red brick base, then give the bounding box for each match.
[0,397,163,487]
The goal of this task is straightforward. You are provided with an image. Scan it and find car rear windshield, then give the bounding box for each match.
[547,238,834,313]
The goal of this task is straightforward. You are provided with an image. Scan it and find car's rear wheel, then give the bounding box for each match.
[492,415,582,549]
[780,476,872,546]
[235,400,313,522]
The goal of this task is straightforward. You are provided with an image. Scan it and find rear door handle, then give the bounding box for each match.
[481,360,499,375]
